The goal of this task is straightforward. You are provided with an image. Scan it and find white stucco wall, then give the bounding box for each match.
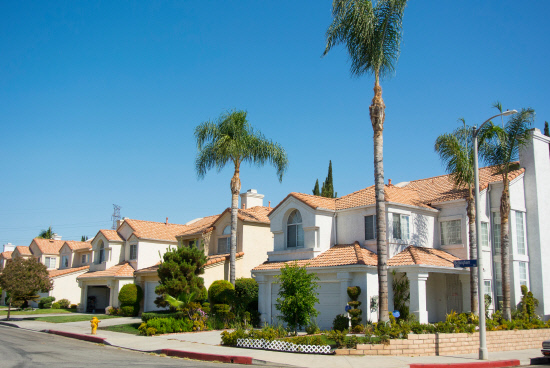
[135,239,174,270]
[49,270,89,305]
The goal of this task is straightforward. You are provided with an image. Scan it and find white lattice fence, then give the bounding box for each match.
[236,338,332,354]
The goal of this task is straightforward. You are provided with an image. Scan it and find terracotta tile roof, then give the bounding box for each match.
[1,251,12,260]
[206,251,244,266]
[388,246,459,267]
[402,163,525,205]
[15,245,32,256]
[336,185,432,210]
[133,262,161,274]
[237,206,271,224]
[77,262,135,279]
[123,219,191,242]
[63,241,92,251]
[253,242,377,271]
[33,238,65,255]
[97,229,124,242]
[177,214,221,237]
[49,265,90,278]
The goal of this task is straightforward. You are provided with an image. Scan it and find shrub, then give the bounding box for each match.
[347,286,361,300]
[70,304,78,309]
[326,329,348,348]
[221,328,247,346]
[118,284,143,305]
[120,305,137,317]
[52,302,60,309]
[38,296,56,309]
[139,317,193,335]
[305,321,320,335]
[141,311,185,322]
[332,314,349,332]
[208,280,235,305]
[57,299,70,309]
[234,278,259,326]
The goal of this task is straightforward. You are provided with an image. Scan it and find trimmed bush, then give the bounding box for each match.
[38,296,56,309]
[118,284,143,305]
[347,286,361,300]
[141,311,184,322]
[208,280,235,305]
[332,314,349,332]
[70,304,78,309]
[52,302,60,309]
[58,299,70,308]
[120,305,139,317]
[139,317,193,335]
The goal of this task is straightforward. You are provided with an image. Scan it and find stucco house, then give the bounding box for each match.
[0,251,12,271]
[135,189,273,313]
[10,245,33,260]
[29,238,66,270]
[253,128,549,329]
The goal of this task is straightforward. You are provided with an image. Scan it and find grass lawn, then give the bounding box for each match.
[0,308,78,316]
[99,322,141,335]
[32,314,122,323]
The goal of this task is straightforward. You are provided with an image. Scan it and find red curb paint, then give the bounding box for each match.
[46,329,108,344]
[410,359,521,368]
[161,348,253,365]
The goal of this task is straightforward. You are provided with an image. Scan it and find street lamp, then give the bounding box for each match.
[473,109,516,360]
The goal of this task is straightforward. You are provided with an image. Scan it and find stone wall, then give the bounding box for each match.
[335,329,550,356]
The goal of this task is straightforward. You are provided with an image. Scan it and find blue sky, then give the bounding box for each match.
[1,1,548,246]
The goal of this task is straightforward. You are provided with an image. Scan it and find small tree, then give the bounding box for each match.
[544,121,549,137]
[312,179,320,196]
[320,160,335,198]
[155,242,207,309]
[118,284,143,316]
[0,257,52,320]
[275,262,319,334]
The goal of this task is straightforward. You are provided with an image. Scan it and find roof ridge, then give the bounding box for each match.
[408,246,419,264]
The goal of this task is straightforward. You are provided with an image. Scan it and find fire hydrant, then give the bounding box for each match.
[90,316,100,335]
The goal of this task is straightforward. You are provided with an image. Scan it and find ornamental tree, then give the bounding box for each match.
[154,242,207,309]
[0,257,52,320]
[275,262,319,334]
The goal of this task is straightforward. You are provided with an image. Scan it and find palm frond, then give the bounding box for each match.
[434,124,475,188]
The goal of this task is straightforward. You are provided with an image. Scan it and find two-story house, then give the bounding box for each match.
[253,129,549,329]
[0,251,12,272]
[29,238,65,270]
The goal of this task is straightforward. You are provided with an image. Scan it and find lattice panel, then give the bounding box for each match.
[236,338,331,354]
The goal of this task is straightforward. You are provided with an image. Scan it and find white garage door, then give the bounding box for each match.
[270,281,341,330]
[144,281,167,312]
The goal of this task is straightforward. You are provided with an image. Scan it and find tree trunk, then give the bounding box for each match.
[370,82,388,323]
[230,161,241,286]
[500,174,511,320]
[7,300,11,321]
[466,187,479,315]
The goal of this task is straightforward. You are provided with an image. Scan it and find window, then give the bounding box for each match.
[494,261,503,309]
[98,242,105,263]
[484,280,492,297]
[287,210,304,248]
[481,222,489,248]
[519,262,528,287]
[45,257,56,269]
[392,214,409,240]
[188,240,196,247]
[81,254,87,264]
[217,225,231,254]
[492,212,501,254]
[440,219,462,245]
[61,255,69,268]
[515,211,526,255]
[130,244,137,260]
[365,215,376,240]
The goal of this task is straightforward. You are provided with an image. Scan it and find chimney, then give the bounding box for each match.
[388,179,392,186]
[117,217,127,228]
[242,203,246,209]
[240,189,264,209]
[165,217,169,225]
[268,201,271,208]
[52,233,62,240]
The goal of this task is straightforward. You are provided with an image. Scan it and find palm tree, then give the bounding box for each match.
[435,119,479,315]
[481,108,535,320]
[38,226,54,239]
[195,109,288,286]
[323,0,407,322]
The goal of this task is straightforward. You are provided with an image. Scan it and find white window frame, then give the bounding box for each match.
[440,219,462,246]
[98,242,105,264]
[481,222,489,248]
[365,215,376,240]
[392,213,409,241]
[515,211,526,255]
[45,257,56,269]
[484,280,492,297]
[81,254,87,264]
[129,244,138,260]
[492,212,501,254]
[286,210,304,248]
[61,255,69,268]
[217,225,231,254]
[519,262,528,287]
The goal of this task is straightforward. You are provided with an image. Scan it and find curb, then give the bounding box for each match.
[44,329,110,345]
[161,348,253,365]
[410,359,521,368]
[0,321,20,328]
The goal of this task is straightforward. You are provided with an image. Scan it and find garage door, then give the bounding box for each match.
[270,281,341,330]
[144,281,167,312]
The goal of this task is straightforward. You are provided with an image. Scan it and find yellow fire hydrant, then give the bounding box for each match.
[91,316,100,335]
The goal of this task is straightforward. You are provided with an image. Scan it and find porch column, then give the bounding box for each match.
[256,274,271,325]
[78,280,87,312]
[407,271,429,323]
[459,273,471,313]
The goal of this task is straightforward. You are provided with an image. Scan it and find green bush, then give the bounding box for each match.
[118,284,143,305]
[347,286,361,301]
[221,328,247,346]
[208,280,235,305]
[70,304,78,309]
[221,325,287,346]
[141,311,185,322]
[38,296,56,309]
[234,278,259,326]
[52,302,60,309]
[57,299,70,308]
[282,335,326,346]
[326,329,348,348]
[139,317,193,335]
[332,314,349,332]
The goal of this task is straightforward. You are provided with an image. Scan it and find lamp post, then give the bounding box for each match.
[472,109,516,360]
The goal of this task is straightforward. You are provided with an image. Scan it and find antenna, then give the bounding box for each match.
[111,204,121,230]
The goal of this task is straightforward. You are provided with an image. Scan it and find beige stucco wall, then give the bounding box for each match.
[49,270,89,305]
[240,223,272,276]
[135,239,175,270]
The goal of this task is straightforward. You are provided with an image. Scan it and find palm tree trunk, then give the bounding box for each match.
[370,81,388,323]
[466,187,479,315]
[7,300,11,321]
[230,161,241,286]
[500,174,511,320]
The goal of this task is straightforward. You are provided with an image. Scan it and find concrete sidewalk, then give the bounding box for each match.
[0,318,543,368]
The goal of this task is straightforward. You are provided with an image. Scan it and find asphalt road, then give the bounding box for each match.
[0,325,251,368]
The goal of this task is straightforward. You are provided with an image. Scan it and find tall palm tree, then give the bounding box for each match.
[38,226,54,239]
[435,120,479,315]
[323,0,407,322]
[481,108,535,320]
[195,109,288,286]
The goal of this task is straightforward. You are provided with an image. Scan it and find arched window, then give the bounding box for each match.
[217,225,231,254]
[287,210,304,248]
[98,241,105,263]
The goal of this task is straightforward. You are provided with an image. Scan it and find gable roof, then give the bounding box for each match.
[97,229,124,242]
[0,251,12,260]
[15,245,32,256]
[77,262,135,279]
[177,214,221,237]
[387,245,459,267]
[49,265,90,278]
[63,241,92,251]
[32,238,65,255]
[122,219,191,242]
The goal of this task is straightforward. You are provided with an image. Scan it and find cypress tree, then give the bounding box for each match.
[312,179,320,196]
[544,121,549,137]
[320,160,335,198]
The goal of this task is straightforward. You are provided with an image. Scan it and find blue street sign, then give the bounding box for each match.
[345,305,352,312]
[453,259,478,268]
